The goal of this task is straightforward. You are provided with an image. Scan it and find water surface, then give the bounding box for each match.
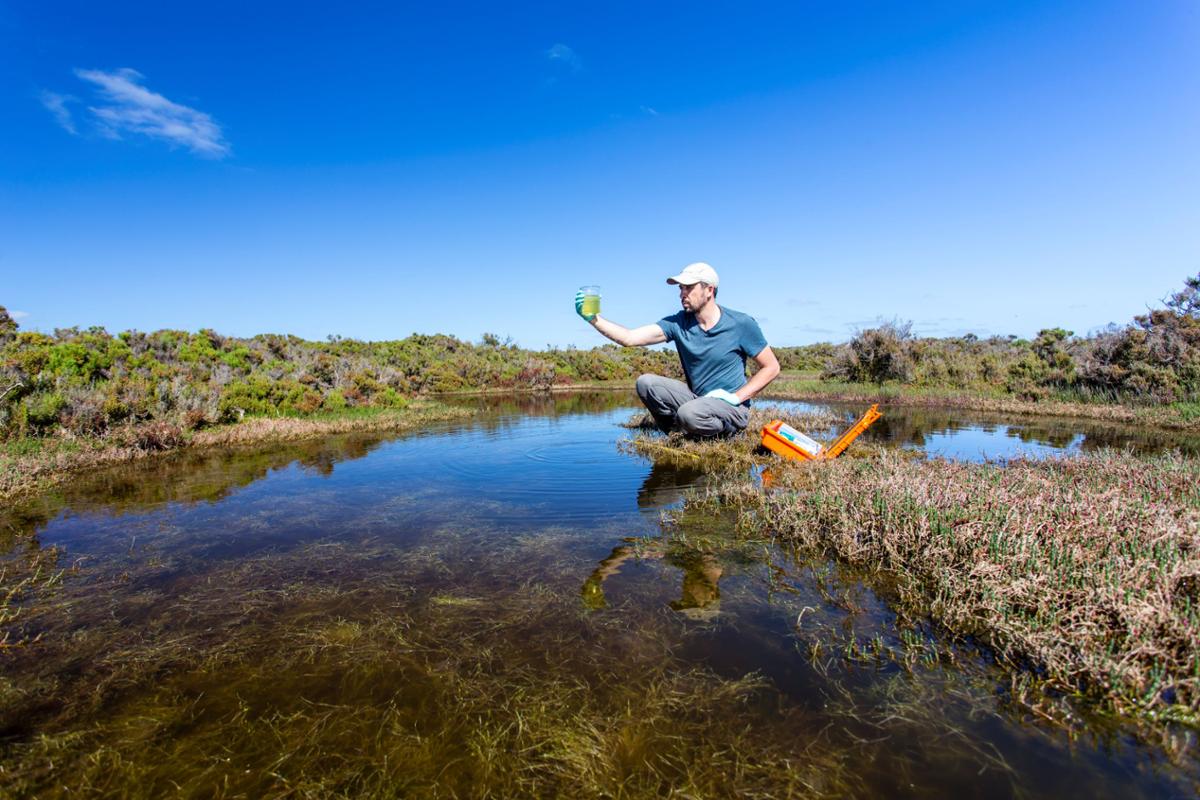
[1,392,1197,798]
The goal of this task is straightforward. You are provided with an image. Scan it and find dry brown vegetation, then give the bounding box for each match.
[625,420,1200,728]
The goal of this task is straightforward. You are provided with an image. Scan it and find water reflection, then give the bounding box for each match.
[439,389,635,418]
[862,404,1200,459]
[0,433,400,551]
[581,537,724,621]
[636,459,705,510]
[760,397,1200,461]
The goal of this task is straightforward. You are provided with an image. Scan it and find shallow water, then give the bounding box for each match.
[760,397,1200,461]
[1,392,1198,798]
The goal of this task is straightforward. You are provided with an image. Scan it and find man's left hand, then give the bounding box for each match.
[704,389,742,406]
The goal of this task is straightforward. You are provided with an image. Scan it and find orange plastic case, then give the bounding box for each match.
[761,404,882,462]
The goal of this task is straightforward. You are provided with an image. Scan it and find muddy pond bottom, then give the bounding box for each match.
[1,392,1196,798]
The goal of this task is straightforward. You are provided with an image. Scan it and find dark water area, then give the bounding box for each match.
[1,392,1197,797]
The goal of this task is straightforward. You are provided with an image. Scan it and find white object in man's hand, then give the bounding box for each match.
[704,389,742,406]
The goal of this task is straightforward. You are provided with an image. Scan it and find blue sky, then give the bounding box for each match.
[2,1,1198,348]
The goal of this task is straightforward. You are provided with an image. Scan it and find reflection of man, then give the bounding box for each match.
[635,459,705,510]
[669,551,724,621]
[575,262,780,438]
[580,540,724,621]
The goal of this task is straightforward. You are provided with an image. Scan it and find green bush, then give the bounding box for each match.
[218,378,322,421]
[375,388,408,409]
[24,391,66,431]
[322,389,347,411]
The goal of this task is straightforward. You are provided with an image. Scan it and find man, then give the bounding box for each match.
[575,262,780,437]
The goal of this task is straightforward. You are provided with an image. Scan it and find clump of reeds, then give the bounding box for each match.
[619,406,847,473]
[686,448,1200,725]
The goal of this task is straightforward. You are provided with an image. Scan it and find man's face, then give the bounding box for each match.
[678,282,713,312]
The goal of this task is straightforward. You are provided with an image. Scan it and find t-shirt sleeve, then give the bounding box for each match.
[740,315,768,357]
[657,312,683,343]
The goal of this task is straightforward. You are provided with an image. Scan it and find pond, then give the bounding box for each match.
[1,391,1197,798]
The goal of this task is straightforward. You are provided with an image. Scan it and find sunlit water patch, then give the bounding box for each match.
[1,392,1197,798]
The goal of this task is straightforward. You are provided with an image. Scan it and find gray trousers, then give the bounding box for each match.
[635,374,750,438]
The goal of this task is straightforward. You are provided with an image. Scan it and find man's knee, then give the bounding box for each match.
[676,400,719,438]
[635,374,658,400]
[677,399,747,438]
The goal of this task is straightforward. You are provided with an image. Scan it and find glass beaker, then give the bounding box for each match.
[579,285,601,317]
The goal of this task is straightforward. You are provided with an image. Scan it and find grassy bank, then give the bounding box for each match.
[0,400,472,505]
[623,421,1200,729]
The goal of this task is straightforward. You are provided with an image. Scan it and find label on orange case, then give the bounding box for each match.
[776,423,822,455]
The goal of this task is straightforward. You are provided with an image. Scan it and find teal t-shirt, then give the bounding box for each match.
[656,306,768,401]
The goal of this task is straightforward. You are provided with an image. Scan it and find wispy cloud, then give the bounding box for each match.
[42,68,230,158]
[10,310,29,321]
[545,43,582,72]
[639,105,659,117]
[40,91,77,134]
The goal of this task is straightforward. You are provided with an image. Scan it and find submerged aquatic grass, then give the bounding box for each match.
[0,534,860,799]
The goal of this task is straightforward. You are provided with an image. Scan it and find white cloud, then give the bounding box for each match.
[545,43,582,72]
[10,310,29,321]
[66,68,230,158]
[41,91,77,134]
[640,105,659,116]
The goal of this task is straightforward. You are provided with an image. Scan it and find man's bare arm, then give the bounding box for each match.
[590,315,668,347]
[735,346,780,402]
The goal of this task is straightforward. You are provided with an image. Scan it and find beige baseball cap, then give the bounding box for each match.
[666,262,719,287]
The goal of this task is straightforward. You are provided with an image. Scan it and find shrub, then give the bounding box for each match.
[825,319,914,385]
[132,420,184,451]
[1076,274,1200,403]
[60,382,110,435]
[0,306,17,341]
[375,388,408,409]
[322,389,347,411]
[774,344,836,372]
[220,346,256,373]
[24,391,66,431]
